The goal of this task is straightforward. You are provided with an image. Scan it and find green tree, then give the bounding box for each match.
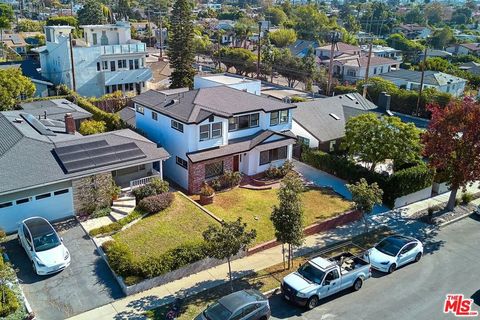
[77,0,107,25]
[293,5,329,40]
[386,33,424,56]
[429,27,454,49]
[356,76,399,101]
[46,16,78,27]
[16,19,44,32]
[451,7,472,25]
[0,3,14,53]
[269,28,297,48]
[271,172,304,270]
[425,2,444,26]
[216,47,256,75]
[233,17,255,48]
[79,120,107,135]
[346,178,383,235]
[203,218,256,291]
[168,0,195,89]
[265,6,288,26]
[343,113,422,171]
[404,6,425,24]
[0,68,35,111]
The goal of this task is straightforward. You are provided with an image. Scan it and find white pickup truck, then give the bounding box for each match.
[281,252,371,310]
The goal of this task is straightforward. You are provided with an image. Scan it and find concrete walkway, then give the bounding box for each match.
[68,170,480,320]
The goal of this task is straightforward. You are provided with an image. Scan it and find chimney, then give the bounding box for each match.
[64,113,76,134]
[377,91,391,111]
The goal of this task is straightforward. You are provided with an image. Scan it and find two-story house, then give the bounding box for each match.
[133,86,297,193]
[332,55,400,83]
[35,22,152,97]
[361,45,402,62]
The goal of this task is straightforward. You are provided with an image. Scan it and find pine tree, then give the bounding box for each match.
[168,0,195,89]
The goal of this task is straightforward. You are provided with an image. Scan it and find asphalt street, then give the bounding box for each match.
[269,215,480,320]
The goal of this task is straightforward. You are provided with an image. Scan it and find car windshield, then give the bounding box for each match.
[297,262,325,284]
[203,302,232,320]
[375,237,406,257]
[33,231,61,252]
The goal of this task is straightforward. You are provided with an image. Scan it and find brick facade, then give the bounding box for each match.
[188,156,234,194]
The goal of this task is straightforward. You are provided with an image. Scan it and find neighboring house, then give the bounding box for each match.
[332,55,400,83]
[355,31,376,44]
[19,98,92,128]
[316,42,361,60]
[378,69,467,97]
[0,59,54,97]
[133,86,297,193]
[446,43,480,56]
[194,74,261,95]
[392,24,432,39]
[292,92,429,152]
[1,33,28,54]
[0,111,169,232]
[459,61,480,75]
[415,49,452,63]
[361,45,402,62]
[289,40,320,58]
[34,22,152,97]
[21,31,44,48]
[131,22,158,36]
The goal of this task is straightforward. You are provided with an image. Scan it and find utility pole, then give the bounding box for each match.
[257,21,262,79]
[146,8,152,48]
[69,33,76,92]
[327,31,341,96]
[158,11,163,59]
[362,42,373,98]
[415,45,428,116]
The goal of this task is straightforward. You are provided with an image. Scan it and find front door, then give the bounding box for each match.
[233,155,240,172]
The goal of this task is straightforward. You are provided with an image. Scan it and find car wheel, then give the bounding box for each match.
[415,252,422,262]
[307,295,319,310]
[259,317,268,320]
[353,278,363,291]
[388,263,396,274]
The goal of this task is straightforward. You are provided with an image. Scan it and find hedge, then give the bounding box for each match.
[0,285,20,317]
[89,210,143,237]
[70,95,124,131]
[102,240,208,284]
[302,150,434,207]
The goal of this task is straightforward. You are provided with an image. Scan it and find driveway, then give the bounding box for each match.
[4,219,123,320]
[269,215,480,320]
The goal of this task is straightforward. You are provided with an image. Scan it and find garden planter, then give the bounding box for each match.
[252,178,280,187]
[199,193,215,205]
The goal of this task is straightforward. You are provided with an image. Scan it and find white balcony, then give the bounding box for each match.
[100,43,146,55]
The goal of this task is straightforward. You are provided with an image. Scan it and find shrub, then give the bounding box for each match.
[200,183,215,196]
[210,178,222,191]
[89,222,122,237]
[78,120,106,135]
[290,96,307,102]
[0,285,20,317]
[461,192,474,204]
[210,171,241,191]
[137,192,174,214]
[333,85,358,95]
[264,161,294,180]
[132,184,157,201]
[90,206,111,219]
[149,178,169,194]
[102,241,136,278]
[69,95,124,131]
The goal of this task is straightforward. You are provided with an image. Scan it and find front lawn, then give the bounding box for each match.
[193,187,353,245]
[113,192,217,260]
[145,227,393,320]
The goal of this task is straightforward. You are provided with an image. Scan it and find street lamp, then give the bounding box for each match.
[326,30,342,96]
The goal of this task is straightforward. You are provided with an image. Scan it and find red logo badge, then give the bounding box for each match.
[444,294,478,317]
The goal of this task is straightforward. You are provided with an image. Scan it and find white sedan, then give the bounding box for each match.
[18,217,71,275]
[368,235,423,274]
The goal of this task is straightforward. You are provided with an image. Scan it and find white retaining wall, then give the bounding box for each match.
[394,185,433,209]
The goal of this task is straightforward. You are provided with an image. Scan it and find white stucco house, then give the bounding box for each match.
[34,22,152,97]
[361,45,402,62]
[194,74,261,95]
[332,55,400,83]
[133,86,297,193]
[0,108,168,233]
[378,69,467,97]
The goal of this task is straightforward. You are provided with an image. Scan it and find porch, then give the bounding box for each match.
[112,161,163,193]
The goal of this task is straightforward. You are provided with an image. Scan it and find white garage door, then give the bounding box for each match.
[0,188,74,233]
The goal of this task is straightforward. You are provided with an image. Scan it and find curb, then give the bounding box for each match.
[438,212,473,228]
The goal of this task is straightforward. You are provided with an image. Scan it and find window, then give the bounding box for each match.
[35,193,51,200]
[242,304,258,317]
[152,111,158,121]
[16,198,30,205]
[136,105,144,114]
[112,84,117,92]
[228,113,260,131]
[134,59,139,69]
[347,69,356,77]
[118,59,126,69]
[176,156,188,169]
[97,62,101,71]
[92,33,97,45]
[171,120,184,132]
[199,124,210,141]
[205,161,223,179]
[129,59,134,70]
[0,202,12,209]
[110,60,116,71]
[329,140,336,152]
[211,122,222,138]
[298,136,310,146]
[105,86,110,94]
[259,146,288,165]
[54,189,69,196]
[102,61,108,70]
[270,110,289,126]
[373,67,377,74]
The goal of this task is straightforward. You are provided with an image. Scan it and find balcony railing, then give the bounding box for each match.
[129,169,162,189]
[101,43,146,55]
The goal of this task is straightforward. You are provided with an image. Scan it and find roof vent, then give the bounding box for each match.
[13,118,23,123]
[329,113,340,120]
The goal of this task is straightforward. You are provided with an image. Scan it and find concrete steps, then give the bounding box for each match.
[109,196,136,222]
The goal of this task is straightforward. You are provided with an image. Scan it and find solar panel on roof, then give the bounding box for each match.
[21,113,56,136]
[54,140,146,174]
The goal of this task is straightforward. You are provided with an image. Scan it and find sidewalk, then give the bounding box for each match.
[68,186,471,320]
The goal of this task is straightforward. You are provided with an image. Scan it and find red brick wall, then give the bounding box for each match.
[188,156,234,194]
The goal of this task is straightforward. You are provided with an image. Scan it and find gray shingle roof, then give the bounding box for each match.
[186,130,296,163]
[20,99,92,121]
[378,70,466,86]
[133,86,296,124]
[0,111,169,195]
